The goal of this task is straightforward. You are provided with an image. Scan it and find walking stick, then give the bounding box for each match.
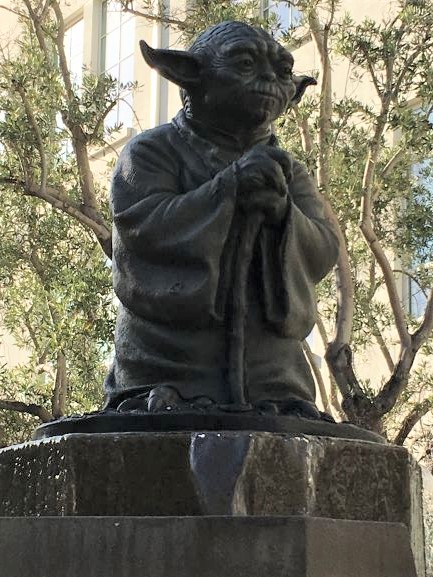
[227,211,264,408]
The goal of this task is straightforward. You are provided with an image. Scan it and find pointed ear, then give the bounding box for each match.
[139,40,202,88]
[290,75,317,105]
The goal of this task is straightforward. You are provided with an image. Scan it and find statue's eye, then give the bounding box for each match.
[279,64,293,78]
[237,56,255,71]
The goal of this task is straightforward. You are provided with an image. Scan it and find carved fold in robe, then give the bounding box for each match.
[104,110,339,406]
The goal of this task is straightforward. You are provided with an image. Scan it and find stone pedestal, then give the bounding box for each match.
[0,516,417,577]
[0,432,423,577]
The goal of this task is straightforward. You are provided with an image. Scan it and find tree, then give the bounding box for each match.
[0,1,120,443]
[0,0,432,451]
[119,0,433,444]
[0,190,114,443]
[285,0,433,444]
[0,0,122,257]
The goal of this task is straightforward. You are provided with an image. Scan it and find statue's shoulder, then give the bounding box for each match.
[120,122,180,163]
[290,156,309,175]
[290,156,316,187]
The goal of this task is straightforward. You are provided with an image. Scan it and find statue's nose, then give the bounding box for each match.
[259,63,277,81]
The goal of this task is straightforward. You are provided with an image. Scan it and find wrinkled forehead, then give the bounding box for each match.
[220,34,294,65]
[190,22,293,63]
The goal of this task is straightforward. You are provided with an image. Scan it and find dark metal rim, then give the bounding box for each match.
[34,412,386,444]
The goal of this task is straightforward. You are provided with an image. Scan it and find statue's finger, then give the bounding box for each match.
[261,162,288,196]
[263,147,292,178]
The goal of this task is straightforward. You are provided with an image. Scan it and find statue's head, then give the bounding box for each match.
[140,21,316,129]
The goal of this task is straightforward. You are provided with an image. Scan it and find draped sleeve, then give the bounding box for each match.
[260,159,340,337]
[111,125,238,327]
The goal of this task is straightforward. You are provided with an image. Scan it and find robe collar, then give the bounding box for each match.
[172,110,278,176]
[171,109,288,329]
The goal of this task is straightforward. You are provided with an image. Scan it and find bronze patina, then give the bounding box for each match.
[35,22,386,442]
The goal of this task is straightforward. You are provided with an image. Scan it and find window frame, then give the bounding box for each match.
[402,107,433,318]
[261,0,302,32]
[99,0,136,130]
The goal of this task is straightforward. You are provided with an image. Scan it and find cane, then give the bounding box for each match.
[226,211,264,408]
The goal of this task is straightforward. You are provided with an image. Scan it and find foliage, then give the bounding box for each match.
[0,170,114,444]
[131,0,433,442]
[0,1,119,443]
[286,0,433,440]
[0,0,432,449]
[119,0,268,41]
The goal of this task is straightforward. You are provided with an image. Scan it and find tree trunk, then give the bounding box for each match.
[51,351,67,419]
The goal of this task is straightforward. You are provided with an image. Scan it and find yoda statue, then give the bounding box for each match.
[104,21,339,419]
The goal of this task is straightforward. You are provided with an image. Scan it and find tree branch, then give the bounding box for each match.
[39,0,52,20]
[14,84,48,193]
[374,290,433,416]
[0,4,29,19]
[380,147,405,179]
[308,6,333,195]
[362,53,383,98]
[303,339,331,413]
[393,398,432,446]
[359,104,411,348]
[23,308,42,354]
[51,0,99,214]
[50,1,73,98]
[0,400,52,422]
[393,44,426,98]
[307,4,361,408]
[393,268,430,299]
[365,262,395,372]
[12,0,108,254]
[316,315,330,347]
[370,317,395,373]
[29,249,61,333]
[294,105,314,155]
[36,346,50,368]
[119,5,185,27]
[91,99,119,141]
[413,289,433,348]
[329,378,345,420]
[323,219,358,403]
[375,343,417,415]
[360,221,410,347]
[22,0,51,62]
[316,316,351,419]
[0,177,112,257]
[51,350,67,418]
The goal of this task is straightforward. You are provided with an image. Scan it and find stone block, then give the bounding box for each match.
[0,432,420,519]
[0,432,424,575]
[0,516,417,577]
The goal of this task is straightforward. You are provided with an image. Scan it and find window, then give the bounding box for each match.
[100,0,135,129]
[64,19,84,86]
[262,0,302,33]
[407,275,429,318]
[405,109,433,317]
[59,19,84,157]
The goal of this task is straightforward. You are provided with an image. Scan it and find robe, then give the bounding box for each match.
[104,110,339,407]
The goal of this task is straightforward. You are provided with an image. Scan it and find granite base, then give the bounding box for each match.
[0,516,417,577]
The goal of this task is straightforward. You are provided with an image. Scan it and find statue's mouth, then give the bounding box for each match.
[253,92,284,110]
[250,87,284,104]
[256,92,279,99]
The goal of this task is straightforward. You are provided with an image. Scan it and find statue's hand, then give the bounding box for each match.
[242,188,288,224]
[236,145,292,224]
[236,145,291,194]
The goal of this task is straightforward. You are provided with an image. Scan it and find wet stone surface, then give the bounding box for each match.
[0,432,420,518]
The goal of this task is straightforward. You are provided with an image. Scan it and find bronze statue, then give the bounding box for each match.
[104,21,339,419]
